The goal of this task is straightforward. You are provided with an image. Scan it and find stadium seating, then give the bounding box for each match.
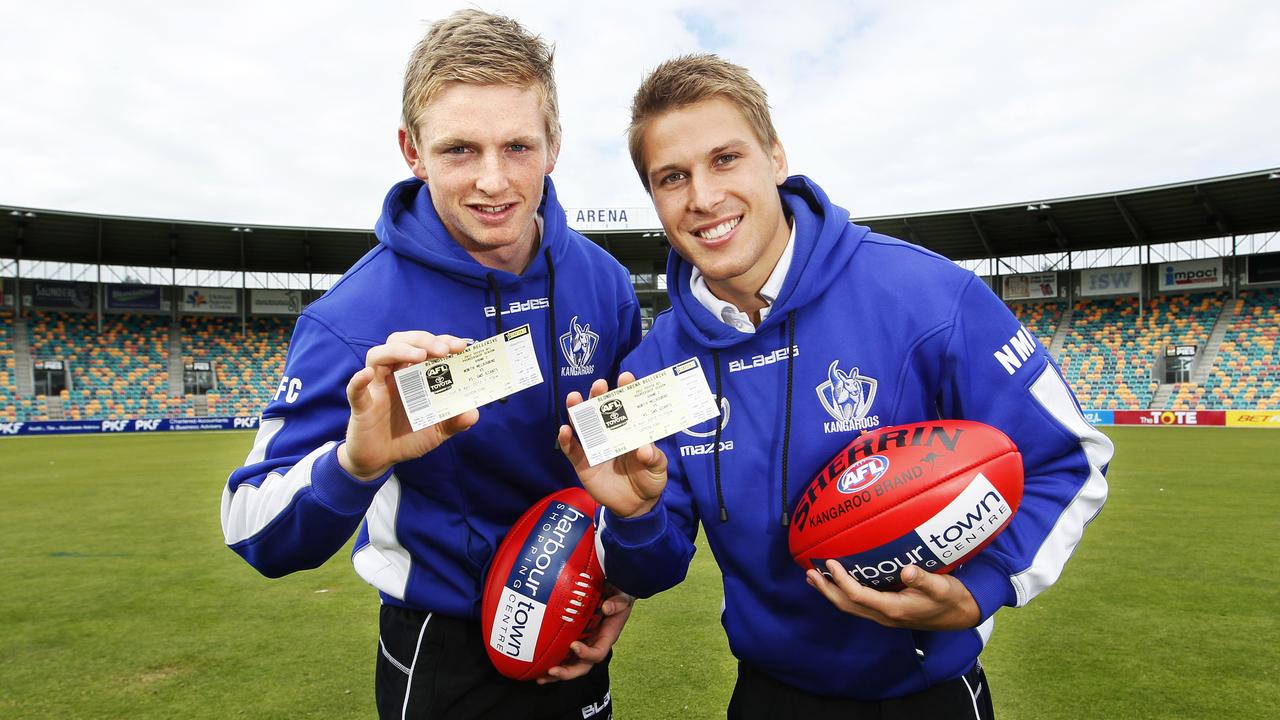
[1193,287,1280,410]
[1056,292,1223,410]
[25,311,172,420]
[1,286,1276,422]
[1007,301,1064,349]
[182,315,293,417]
[0,310,15,420]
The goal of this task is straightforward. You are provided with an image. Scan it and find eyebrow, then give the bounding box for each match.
[709,139,751,156]
[430,135,541,151]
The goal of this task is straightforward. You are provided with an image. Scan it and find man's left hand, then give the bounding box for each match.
[537,587,635,684]
[806,560,981,631]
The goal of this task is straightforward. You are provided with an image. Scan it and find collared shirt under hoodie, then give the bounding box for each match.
[598,174,1113,701]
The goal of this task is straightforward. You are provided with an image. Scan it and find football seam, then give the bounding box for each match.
[531,542,600,680]
[794,450,1015,556]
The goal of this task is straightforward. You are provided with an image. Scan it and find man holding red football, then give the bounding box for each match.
[560,54,1113,719]
[220,10,640,719]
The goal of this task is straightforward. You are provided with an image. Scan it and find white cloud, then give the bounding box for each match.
[0,0,1276,228]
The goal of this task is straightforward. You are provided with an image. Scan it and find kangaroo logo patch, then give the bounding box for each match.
[816,360,880,433]
[559,315,599,377]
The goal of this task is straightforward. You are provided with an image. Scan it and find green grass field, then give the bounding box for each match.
[1,427,1277,718]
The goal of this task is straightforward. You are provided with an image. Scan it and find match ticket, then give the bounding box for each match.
[568,358,719,467]
[393,325,542,431]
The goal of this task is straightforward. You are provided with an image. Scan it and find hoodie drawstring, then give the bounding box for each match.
[711,311,797,527]
[486,274,508,404]
[486,273,504,336]
[487,252,561,424]
[545,248,563,430]
[710,349,727,522]
[780,310,796,527]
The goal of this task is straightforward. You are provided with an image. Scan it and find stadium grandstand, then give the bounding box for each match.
[2,168,1279,431]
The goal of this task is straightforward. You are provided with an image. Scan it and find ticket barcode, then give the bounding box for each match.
[397,368,433,415]
[573,405,608,451]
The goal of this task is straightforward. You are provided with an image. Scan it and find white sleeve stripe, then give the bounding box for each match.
[243,417,285,466]
[594,508,609,576]
[974,615,995,649]
[1011,367,1114,606]
[352,475,410,600]
[220,442,336,546]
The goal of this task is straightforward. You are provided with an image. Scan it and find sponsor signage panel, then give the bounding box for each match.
[106,284,165,310]
[0,417,260,436]
[1081,410,1114,425]
[1113,410,1225,426]
[29,280,93,309]
[170,416,260,431]
[251,289,303,315]
[1002,273,1058,300]
[1157,258,1222,291]
[12,409,1265,436]
[181,287,238,313]
[1080,265,1141,297]
[1227,411,1280,428]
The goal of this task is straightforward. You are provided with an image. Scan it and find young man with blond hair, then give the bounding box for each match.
[222,11,639,719]
[561,54,1112,718]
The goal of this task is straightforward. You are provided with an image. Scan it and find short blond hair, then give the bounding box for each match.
[402,9,560,150]
[627,54,779,192]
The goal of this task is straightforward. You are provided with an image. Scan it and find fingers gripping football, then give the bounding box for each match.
[540,587,635,684]
[806,561,981,631]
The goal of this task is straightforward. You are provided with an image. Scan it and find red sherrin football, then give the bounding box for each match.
[482,487,605,680]
[789,420,1024,590]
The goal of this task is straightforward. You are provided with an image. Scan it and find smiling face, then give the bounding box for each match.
[640,97,790,311]
[400,82,558,273]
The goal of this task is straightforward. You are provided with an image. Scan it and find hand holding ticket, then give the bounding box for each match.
[393,324,543,432]
[566,358,719,467]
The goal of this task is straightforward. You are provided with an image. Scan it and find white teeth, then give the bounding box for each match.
[696,217,740,240]
[477,204,510,214]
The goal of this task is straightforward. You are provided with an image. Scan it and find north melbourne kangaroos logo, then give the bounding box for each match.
[816,360,881,434]
[559,316,599,377]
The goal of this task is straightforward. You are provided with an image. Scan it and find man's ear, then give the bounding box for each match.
[399,128,429,182]
[771,140,788,185]
[544,139,560,176]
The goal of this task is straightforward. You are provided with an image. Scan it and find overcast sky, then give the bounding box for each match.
[1,0,1277,230]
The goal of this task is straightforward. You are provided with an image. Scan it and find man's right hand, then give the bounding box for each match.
[338,331,478,481]
[557,373,669,518]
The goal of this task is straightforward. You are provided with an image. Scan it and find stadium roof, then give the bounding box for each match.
[3,168,1278,275]
[856,168,1280,262]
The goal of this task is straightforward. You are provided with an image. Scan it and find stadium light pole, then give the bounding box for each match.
[96,219,103,334]
[231,227,252,337]
[9,210,36,319]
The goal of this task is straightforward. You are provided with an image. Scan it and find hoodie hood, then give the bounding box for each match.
[665,175,868,348]
[374,175,568,289]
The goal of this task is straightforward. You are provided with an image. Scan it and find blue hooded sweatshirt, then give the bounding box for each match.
[221,177,641,618]
[599,176,1112,700]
